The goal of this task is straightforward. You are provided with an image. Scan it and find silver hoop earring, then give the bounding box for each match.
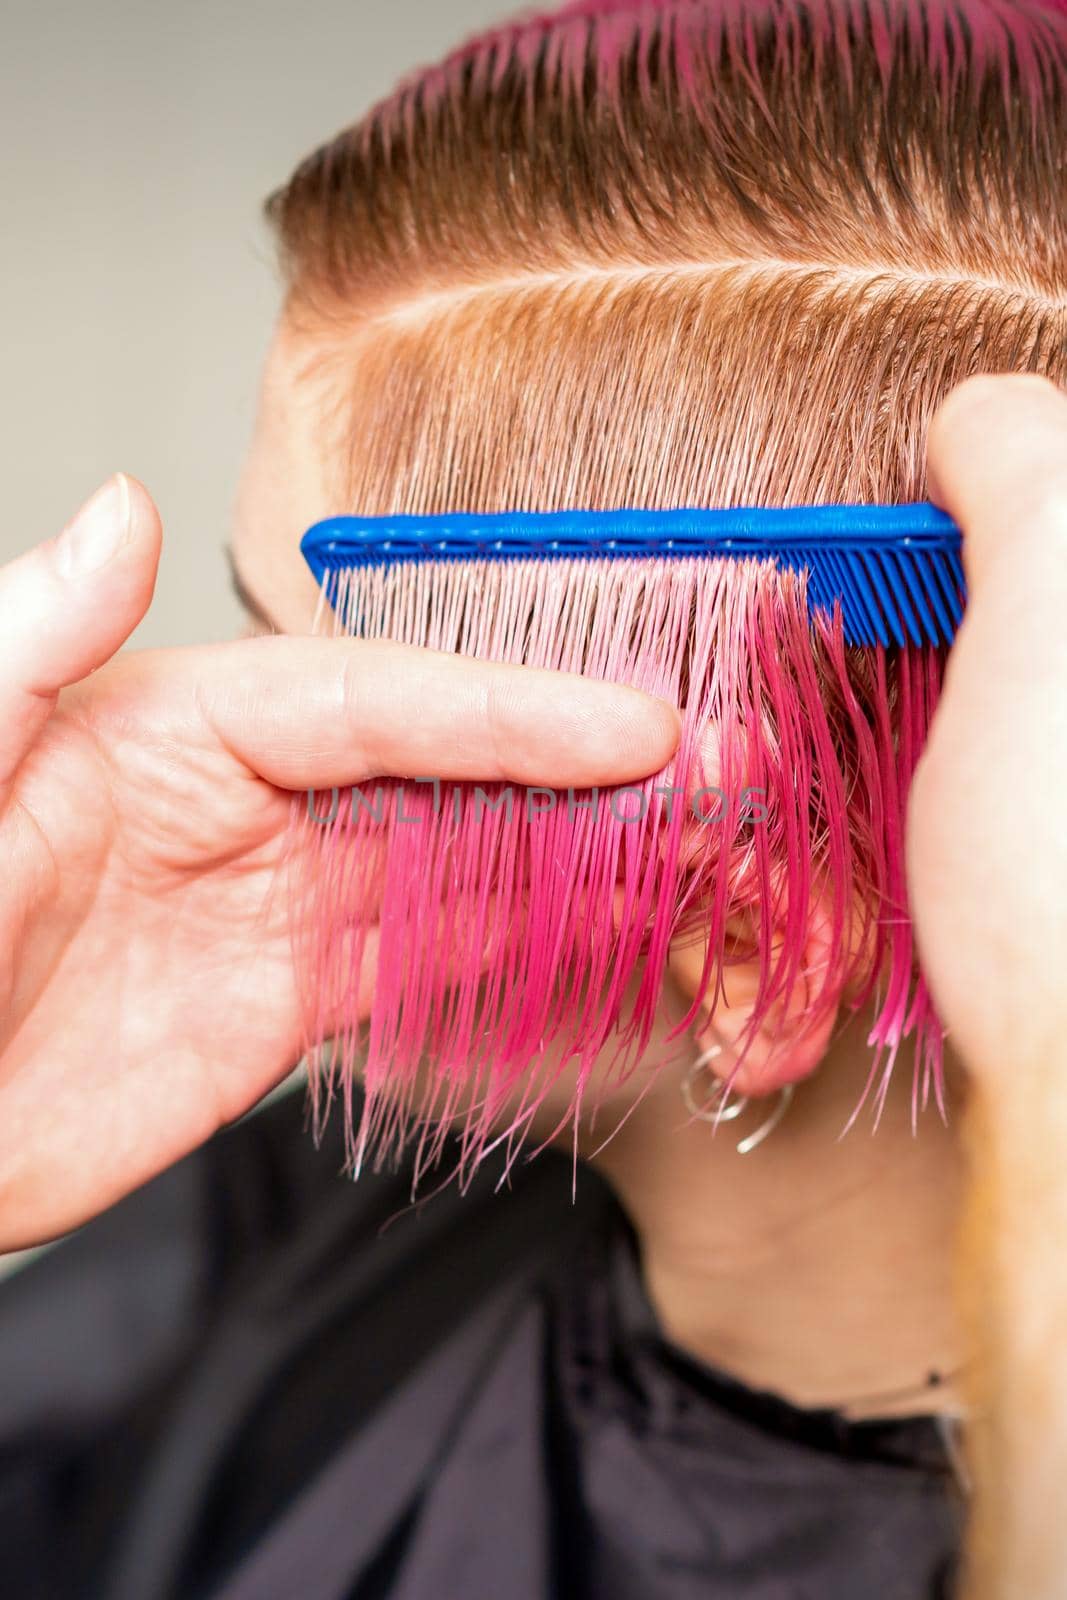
[681,1046,794,1154]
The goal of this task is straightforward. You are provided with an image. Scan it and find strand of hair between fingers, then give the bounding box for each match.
[374,255,1067,330]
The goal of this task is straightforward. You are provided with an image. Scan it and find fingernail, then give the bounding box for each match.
[55,474,132,578]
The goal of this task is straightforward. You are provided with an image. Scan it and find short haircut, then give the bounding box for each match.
[271,0,1067,1176]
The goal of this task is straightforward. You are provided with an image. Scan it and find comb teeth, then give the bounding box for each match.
[301,502,965,649]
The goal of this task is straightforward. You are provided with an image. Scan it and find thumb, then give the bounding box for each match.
[0,474,161,795]
[927,374,1067,597]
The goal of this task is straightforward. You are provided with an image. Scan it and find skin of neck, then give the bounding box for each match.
[583,979,969,1419]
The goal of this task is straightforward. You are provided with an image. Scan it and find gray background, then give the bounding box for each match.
[0,0,505,647]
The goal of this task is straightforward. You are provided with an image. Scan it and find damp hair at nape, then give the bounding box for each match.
[273,0,1067,1185]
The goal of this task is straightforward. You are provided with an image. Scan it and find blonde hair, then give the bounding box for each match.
[269,0,1066,520]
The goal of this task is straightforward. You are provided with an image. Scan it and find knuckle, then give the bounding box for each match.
[338,647,378,771]
[480,669,512,777]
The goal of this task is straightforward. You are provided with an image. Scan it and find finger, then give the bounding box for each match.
[0,475,162,794]
[927,374,1067,593]
[145,634,682,790]
[912,375,1067,1072]
[926,374,1067,705]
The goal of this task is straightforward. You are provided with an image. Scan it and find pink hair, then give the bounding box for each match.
[291,556,944,1186]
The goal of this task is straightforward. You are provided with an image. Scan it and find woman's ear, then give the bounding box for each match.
[666,885,844,1099]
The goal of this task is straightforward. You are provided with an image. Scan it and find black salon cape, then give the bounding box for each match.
[0,1089,963,1600]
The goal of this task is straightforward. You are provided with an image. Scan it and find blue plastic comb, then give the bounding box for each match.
[301,502,965,649]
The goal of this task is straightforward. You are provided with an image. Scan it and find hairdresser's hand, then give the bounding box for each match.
[907,374,1067,1079]
[0,477,679,1250]
[910,375,1067,1600]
